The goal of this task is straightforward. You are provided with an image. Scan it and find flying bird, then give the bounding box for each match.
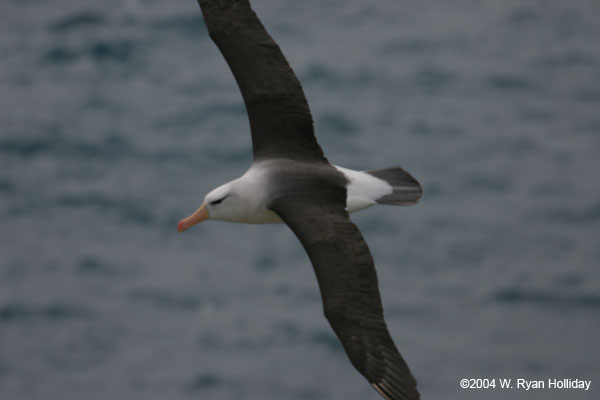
[178,1,422,399]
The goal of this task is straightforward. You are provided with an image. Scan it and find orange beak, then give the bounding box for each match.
[177,202,209,232]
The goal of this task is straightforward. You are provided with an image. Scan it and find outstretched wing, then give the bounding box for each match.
[196,0,327,163]
[270,196,420,400]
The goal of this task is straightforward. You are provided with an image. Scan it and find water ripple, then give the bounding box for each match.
[300,64,376,89]
[308,330,342,352]
[0,180,15,194]
[485,73,541,92]
[50,11,106,32]
[187,373,223,391]
[378,38,439,56]
[528,202,600,225]
[76,256,122,277]
[57,194,154,225]
[0,135,133,160]
[508,6,539,25]
[414,66,459,93]
[151,15,207,36]
[0,303,94,323]
[491,289,600,309]
[129,288,201,311]
[44,40,137,64]
[0,137,53,157]
[317,112,357,135]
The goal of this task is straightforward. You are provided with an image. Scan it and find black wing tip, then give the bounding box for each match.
[370,356,420,400]
[372,381,420,400]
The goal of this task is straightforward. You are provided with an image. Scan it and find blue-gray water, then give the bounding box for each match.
[1,0,599,399]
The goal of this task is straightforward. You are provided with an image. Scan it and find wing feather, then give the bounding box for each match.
[270,197,420,400]
[196,0,327,162]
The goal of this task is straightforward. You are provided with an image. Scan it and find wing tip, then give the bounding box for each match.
[372,379,420,400]
[372,383,394,400]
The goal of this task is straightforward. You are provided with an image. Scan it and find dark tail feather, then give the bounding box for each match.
[367,166,423,206]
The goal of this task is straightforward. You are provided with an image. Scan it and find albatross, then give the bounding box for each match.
[178,1,422,399]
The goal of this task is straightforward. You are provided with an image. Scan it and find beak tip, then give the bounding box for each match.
[177,203,208,233]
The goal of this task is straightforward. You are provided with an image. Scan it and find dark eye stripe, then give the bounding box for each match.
[210,195,229,205]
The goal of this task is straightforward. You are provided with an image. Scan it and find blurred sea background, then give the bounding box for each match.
[1,0,599,399]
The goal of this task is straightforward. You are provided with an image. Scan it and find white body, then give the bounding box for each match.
[203,162,393,224]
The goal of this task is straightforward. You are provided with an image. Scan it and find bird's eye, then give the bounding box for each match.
[209,195,229,206]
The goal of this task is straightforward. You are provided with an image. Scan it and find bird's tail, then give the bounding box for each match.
[367,166,423,206]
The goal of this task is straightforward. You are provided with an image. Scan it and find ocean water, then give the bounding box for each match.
[1,0,599,399]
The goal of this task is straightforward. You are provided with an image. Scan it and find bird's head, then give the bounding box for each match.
[177,181,248,231]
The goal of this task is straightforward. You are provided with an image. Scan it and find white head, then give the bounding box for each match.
[177,177,267,231]
[177,181,231,231]
[177,163,281,230]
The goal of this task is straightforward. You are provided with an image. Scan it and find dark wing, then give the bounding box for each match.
[270,196,420,400]
[196,0,327,163]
